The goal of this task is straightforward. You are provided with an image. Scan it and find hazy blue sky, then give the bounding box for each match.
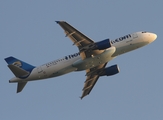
[1,0,163,120]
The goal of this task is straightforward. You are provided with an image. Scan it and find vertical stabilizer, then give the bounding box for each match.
[5,56,35,72]
[5,56,35,78]
[5,56,35,93]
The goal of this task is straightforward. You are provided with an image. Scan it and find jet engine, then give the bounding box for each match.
[99,64,120,76]
[93,39,112,50]
[80,39,112,52]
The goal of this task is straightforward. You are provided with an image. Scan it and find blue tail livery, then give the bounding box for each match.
[5,57,35,78]
[5,56,35,73]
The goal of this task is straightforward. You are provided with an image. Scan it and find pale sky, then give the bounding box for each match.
[1,0,163,120]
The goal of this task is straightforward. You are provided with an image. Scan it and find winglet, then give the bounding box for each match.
[55,21,60,24]
[80,96,83,100]
[55,21,65,23]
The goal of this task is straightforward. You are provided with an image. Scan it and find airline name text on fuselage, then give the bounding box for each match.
[111,34,132,44]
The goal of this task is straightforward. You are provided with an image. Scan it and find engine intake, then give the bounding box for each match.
[99,64,120,76]
[94,39,112,50]
[80,39,112,52]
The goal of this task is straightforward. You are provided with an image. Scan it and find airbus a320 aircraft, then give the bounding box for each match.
[5,21,157,99]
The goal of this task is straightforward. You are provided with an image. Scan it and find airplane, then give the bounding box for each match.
[5,21,157,99]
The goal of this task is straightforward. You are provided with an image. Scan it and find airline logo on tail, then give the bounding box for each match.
[12,61,22,68]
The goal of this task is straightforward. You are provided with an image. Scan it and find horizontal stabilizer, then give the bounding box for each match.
[8,64,29,77]
[17,82,27,93]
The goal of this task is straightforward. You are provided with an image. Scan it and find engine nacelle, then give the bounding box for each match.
[79,39,112,52]
[99,64,120,76]
[94,39,112,50]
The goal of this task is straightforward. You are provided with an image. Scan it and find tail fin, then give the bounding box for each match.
[5,56,35,73]
[5,56,35,78]
[5,56,36,93]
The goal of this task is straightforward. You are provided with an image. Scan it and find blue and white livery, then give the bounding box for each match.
[5,21,157,99]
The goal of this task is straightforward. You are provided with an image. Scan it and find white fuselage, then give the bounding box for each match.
[9,31,157,83]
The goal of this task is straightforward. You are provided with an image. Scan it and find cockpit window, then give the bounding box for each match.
[142,31,147,33]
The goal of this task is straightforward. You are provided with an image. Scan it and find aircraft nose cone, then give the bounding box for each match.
[153,33,157,40]
[148,33,157,43]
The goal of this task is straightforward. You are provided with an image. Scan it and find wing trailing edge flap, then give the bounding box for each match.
[81,75,99,99]
[56,21,105,60]
[81,63,107,99]
[56,21,94,47]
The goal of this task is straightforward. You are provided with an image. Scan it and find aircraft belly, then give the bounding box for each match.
[49,66,77,77]
[73,47,115,71]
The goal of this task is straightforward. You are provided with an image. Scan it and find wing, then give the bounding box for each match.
[56,21,94,48]
[56,21,108,99]
[81,63,107,99]
[56,21,104,59]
